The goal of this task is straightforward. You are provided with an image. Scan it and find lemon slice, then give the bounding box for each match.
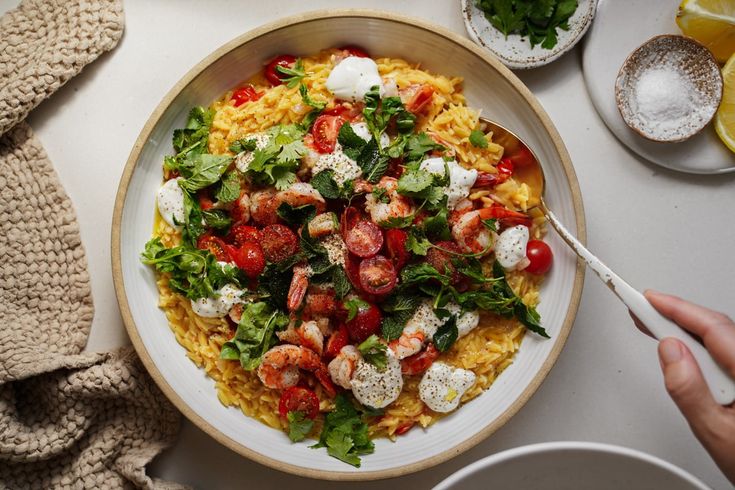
[715,53,735,153]
[676,0,735,63]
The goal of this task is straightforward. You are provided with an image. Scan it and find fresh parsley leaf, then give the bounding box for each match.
[229,138,257,154]
[310,170,341,200]
[277,202,316,226]
[433,315,458,352]
[357,335,388,370]
[178,154,233,193]
[214,171,240,203]
[276,58,306,88]
[312,394,374,467]
[220,302,290,370]
[287,411,314,442]
[469,129,489,148]
[379,214,415,229]
[405,132,445,162]
[344,298,370,321]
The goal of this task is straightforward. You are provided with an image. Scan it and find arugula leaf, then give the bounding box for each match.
[310,170,341,200]
[180,190,207,246]
[469,129,489,148]
[287,411,314,442]
[178,154,233,193]
[276,58,306,88]
[312,394,374,467]
[357,335,388,370]
[344,298,370,321]
[214,171,240,203]
[141,237,245,300]
[433,315,458,352]
[229,138,257,154]
[220,302,290,370]
[277,202,317,226]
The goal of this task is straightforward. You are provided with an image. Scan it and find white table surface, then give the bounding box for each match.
[4,0,734,488]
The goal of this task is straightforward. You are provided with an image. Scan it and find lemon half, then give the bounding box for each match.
[677,0,735,63]
[715,53,735,153]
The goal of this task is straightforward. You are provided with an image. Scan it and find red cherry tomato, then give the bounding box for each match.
[227,224,261,247]
[197,235,230,262]
[340,206,362,238]
[344,252,364,291]
[385,229,409,270]
[311,114,346,154]
[359,255,397,295]
[197,191,214,211]
[225,242,265,278]
[403,84,435,113]
[525,240,553,275]
[401,343,440,375]
[497,157,514,177]
[345,301,382,343]
[264,54,296,86]
[345,220,384,258]
[508,146,535,167]
[231,84,262,107]
[324,324,349,360]
[261,224,299,263]
[278,386,320,419]
[339,45,370,58]
[394,422,415,435]
[426,241,466,286]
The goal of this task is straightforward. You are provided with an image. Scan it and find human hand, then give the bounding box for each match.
[631,290,735,484]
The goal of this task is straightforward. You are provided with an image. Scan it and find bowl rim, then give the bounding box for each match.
[433,441,710,490]
[111,8,586,481]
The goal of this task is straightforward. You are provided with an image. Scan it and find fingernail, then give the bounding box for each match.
[660,338,682,364]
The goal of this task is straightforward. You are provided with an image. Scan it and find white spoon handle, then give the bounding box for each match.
[544,208,735,405]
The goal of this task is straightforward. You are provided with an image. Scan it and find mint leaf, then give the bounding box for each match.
[433,314,458,352]
[214,171,240,203]
[220,302,290,370]
[276,58,306,88]
[276,202,316,226]
[310,170,341,200]
[178,154,232,193]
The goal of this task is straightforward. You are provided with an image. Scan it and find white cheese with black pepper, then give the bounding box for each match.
[310,143,362,185]
[320,233,347,268]
[495,225,530,271]
[234,132,270,172]
[419,362,476,413]
[350,349,403,409]
[325,56,384,102]
[350,122,390,148]
[157,177,185,229]
[190,284,244,318]
[419,157,478,210]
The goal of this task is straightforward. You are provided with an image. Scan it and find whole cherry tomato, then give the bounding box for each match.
[278,386,319,419]
[264,54,296,86]
[525,240,553,275]
[345,301,382,343]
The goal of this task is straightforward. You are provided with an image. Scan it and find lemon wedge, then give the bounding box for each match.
[676,0,735,63]
[715,53,735,153]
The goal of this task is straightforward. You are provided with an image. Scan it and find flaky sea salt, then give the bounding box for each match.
[635,68,693,122]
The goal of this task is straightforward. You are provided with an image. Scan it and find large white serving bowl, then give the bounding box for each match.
[434,442,710,489]
[112,10,585,481]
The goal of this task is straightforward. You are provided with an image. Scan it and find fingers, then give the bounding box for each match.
[645,290,735,378]
[659,338,724,431]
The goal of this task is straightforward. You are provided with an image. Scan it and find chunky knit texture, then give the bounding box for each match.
[0,1,184,488]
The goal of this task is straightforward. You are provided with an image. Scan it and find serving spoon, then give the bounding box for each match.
[480,118,735,405]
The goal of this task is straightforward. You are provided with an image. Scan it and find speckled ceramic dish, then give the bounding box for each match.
[112,9,585,480]
[461,0,598,70]
[615,35,723,143]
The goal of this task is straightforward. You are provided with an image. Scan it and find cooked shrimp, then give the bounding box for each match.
[228,303,243,324]
[451,209,495,255]
[276,182,326,214]
[308,212,338,237]
[297,320,324,356]
[389,328,425,360]
[363,177,414,224]
[230,191,251,223]
[287,263,312,312]
[328,345,361,389]
[303,287,337,318]
[250,190,280,225]
[257,344,325,390]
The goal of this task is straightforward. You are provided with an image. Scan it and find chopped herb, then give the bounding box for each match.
[482,218,498,232]
[310,170,341,200]
[202,209,232,231]
[299,83,326,110]
[177,153,232,193]
[312,394,374,467]
[220,302,290,370]
[332,266,352,299]
[213,171,240,203]
[433,315,458,352]
[469,129,489,148]
[379,214,415,229]
[244,124,305,190]
[277,202,317,226]
[371,187,390,204]
[357,335,388,370]
[172,106,215,156]
[287,411,314,442]
[405,132,445,162]
[276,58,306,88]
[229,138,257,154]
[406,229,432,256]
[344,298,370,321]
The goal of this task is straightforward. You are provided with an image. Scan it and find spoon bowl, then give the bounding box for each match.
[480,117,735,405]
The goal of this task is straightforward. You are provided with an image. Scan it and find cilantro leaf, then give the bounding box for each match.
[469,129,489,148]
[397,167,434,195]
[405,132,445,162]
[312,394,374,467]
[379,214,415,229]
[172,106,215,155]
[229,138,257,154]
[422,206,452,241]
[357,335,388,370]
[242,124,304,189]
[344,298,370,321]
[406,229,432,256]
[287,411,314,442]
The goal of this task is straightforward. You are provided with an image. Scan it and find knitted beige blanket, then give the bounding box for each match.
[0,1,182,488]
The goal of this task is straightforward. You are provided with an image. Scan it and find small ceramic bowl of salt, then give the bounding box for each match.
[615,35,722,143]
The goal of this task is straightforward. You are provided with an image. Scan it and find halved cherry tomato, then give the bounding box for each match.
[339,45,370,58]
[264,54,296,86]
[325,324,349,359]
[477,205,532,228]
[344,252,364,291]
[345,220,383,258]
[497,157,514,177]
[225,242,265,278]
[525,240,553,275]
[341,206,361,238]
[385,229,409,270]
[261,224,299,263]
[345,301,382,343]
[401,343,440,375]
[197,235,230,262]
[227,224,261,247]
[402,84,435,113]
[278,386,320,419]
[311,114,346,153]
[473,171,502,188]
[231,84,262,107]
[359,255,397,295]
